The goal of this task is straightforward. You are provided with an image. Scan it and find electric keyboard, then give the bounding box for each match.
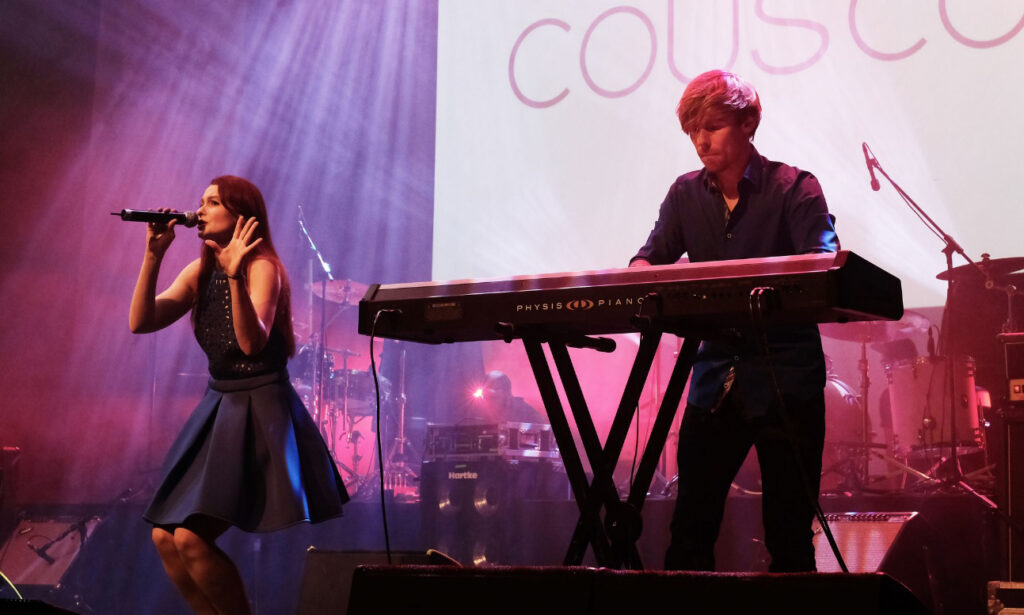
[358,251,903,343]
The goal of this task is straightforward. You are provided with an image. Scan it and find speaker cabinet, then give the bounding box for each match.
[812,511,932,610]
[1003,408,1024,580]
[296,549,433,615]
[813,511,918,573]
[419,459,567,566]
[0,599,80,614]
[347,565,930,615]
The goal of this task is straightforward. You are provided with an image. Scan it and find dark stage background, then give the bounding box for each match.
[0,1,458,610]
[0,0,447,504]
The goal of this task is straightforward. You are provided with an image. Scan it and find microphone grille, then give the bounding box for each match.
[183,211,199,227]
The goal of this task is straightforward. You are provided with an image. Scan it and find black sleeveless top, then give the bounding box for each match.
[194,270,288,379]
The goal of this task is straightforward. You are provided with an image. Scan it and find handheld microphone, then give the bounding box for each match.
[862,143,880,191]
[110,209,198,228]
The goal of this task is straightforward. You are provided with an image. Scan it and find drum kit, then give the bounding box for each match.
[294,208,418,499]
[293,278,422,500]
[291,278,390,495]
[813,254,1024,495]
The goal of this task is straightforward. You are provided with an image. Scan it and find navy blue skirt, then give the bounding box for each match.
[144,370,349,532]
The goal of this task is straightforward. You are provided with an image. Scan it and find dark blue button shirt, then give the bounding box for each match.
[632,149,840,414]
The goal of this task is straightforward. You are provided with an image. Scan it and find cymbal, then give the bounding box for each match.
[292,285,381,370]
[309,279,369,304]
[820,309,931,343]
[936,256,1024,281]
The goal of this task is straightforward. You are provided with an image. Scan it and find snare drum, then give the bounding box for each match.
[885,355,979,454]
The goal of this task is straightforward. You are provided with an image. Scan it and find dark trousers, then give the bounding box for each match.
[665,390,825,572]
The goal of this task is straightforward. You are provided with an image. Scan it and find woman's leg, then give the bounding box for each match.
[172,516,251,615]
[151,526,218,614]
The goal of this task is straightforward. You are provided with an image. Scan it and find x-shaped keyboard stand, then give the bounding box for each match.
[518,325,700,569]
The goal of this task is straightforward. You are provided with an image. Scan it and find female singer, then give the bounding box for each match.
[129,175,348,614]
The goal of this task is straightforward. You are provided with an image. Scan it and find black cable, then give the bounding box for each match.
[748,286,849,573]
[370,308,400,565]
[631,401,640,490]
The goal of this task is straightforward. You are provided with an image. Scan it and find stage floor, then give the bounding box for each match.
[0,490,1004,614]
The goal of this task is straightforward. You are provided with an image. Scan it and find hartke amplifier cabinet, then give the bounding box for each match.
[419,458,568,566]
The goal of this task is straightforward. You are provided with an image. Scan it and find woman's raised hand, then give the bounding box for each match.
[206,216,263,278]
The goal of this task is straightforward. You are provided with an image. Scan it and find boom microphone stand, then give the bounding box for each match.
[862,143,994,502]
[298,207,333,438]
[297,207,359,484]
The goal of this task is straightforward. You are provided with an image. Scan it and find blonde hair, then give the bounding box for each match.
[676,70,761,137]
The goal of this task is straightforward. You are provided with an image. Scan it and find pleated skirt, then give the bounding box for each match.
[144,370,349,532]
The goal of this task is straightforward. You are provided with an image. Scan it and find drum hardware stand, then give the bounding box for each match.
[384,346,419,497]
[321,281,369,476]
[869,449,941,486]
[851,335,874,491]
[825,334,901,494]
[995,270,1023,334]
[821,445,872,494]
[336,346,376,494]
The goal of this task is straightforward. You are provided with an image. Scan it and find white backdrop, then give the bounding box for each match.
[435,0,1024,309]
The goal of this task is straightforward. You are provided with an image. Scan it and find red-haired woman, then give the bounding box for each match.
[130,175,348,614]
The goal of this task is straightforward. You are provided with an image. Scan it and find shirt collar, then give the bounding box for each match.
[700,146,764,194]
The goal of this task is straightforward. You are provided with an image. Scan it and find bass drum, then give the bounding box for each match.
[886,355,979,454]
[732,375,862,495]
